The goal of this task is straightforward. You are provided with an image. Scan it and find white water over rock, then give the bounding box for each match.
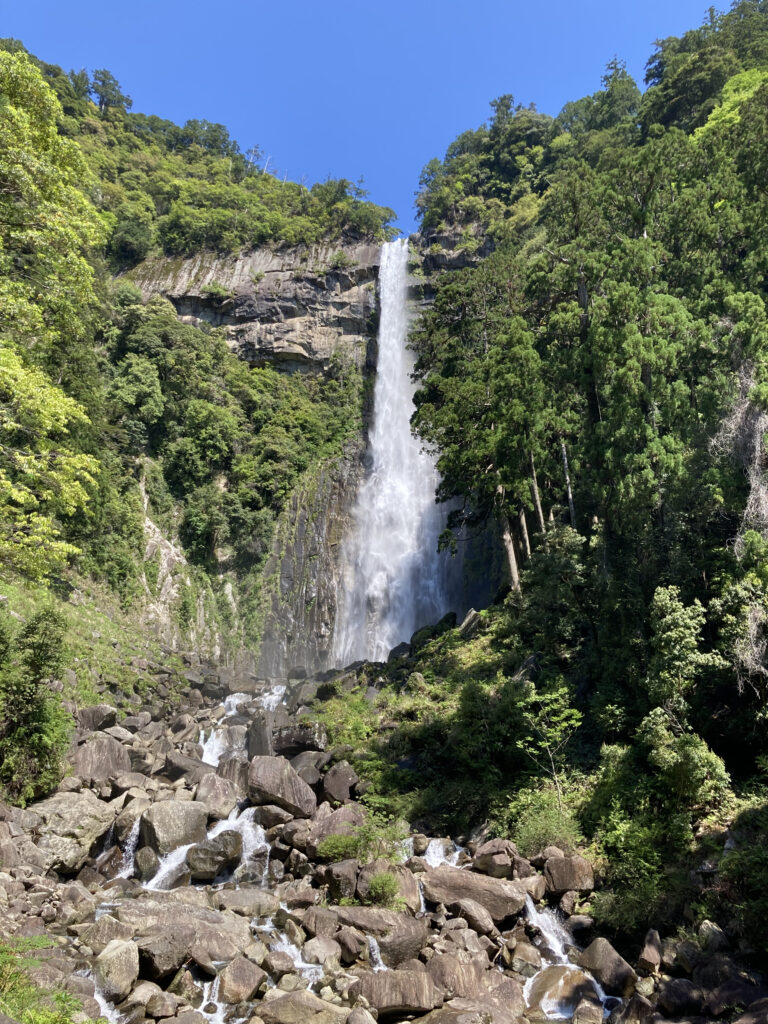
[146,805,269,891]
[523,896,614,1019]
[333,238,455,664]
[423,837,464,868]
[367,936,388,972]
[116,817,141,879]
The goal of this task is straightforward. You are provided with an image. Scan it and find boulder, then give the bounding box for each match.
[322,761,359,804]
[450,898,496,937]
[359,970,443,1016]
[30,791,114,873]
[699,918,729,952]
[321,859,358,901]
[74,735,131,784]
[735,998,768,1024]
[657,977,706,1017]
[146,990,180,1018]
[217,889,280,918]
[422,864,527,922]
[357,858,421,913]
[258,990,351,1023]
[186,830,242,881]
[331,906,429,966]
[137,926,197,980]
[637,928,661,975]
[194,775,238,819]
[248,756,317,818]
[527,965,598,1018]
[164,751,215,785]
[303,936,342,966]
[577,937,636,997]
[140,802,208,856]
[217,955,267,1003]
[273,722,327,758]
[544,854,594,895]
[77,704,119,732]
[78,915,134,955]
[217,755,249,796]
[508,939,541,977]
[93,938,139,1002]
[472,838,516,878]
[426,954,485,999]
[305,804,365,858]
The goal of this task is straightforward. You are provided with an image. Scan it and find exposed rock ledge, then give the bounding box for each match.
[127,241,381,371]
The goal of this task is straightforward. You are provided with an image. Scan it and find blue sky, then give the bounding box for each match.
[3,0,714,233]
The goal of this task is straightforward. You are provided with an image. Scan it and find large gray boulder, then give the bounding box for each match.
[217,955,267,1003]
[30,791,114,873]
[544,854,594,895]
[472,838,517,878]
[359,970,443,1016]
[140,802,208,856]
[305,803,365,858]
[248,755,317,818]
[94,939,139,1002]
[422,864,527,922]
[577,937,637,997]
[258,990,351,1023]
[77,704,119,732]
[195,774,238,819]
[527,965,598,1018]
[74,735,131,784]
[356,858,421,913]
[185,830,242,881]
[331,906,428,966]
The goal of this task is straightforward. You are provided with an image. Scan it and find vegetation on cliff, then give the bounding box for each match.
[0,45,375,802]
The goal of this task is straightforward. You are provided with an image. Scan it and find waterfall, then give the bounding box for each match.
[333,238,454,665]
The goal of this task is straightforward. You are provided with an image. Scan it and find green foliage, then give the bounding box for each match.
[364,871,402,908]
[0,608,72,804]
[0,936,82,1024]
[499,784,584,856]
[315,833,360,862]
[315,810,409,865]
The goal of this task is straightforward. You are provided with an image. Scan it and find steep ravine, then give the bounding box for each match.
[0,670,762,1024]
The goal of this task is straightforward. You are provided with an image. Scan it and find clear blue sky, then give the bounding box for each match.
[3,0,714,234]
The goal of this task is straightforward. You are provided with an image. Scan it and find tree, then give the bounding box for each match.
[90,68,132,114]
[644,586,724,713]
[0,348,98,578]
[516,680,582,813]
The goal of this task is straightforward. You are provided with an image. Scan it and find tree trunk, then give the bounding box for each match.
[560,438,576,528]
[529,452,546,534]
[519,507,532,560]
[500,513,522,592]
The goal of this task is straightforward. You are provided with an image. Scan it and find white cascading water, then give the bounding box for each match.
[333,238,454,664]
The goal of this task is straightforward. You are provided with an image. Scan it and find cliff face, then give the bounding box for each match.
[127,240,380,675]
[128,241,381,371]
[257,441,364,678]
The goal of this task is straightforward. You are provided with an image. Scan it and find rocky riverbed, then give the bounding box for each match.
[1,670,766,1024]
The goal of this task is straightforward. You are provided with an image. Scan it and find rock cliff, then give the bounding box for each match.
[128,241,381,371]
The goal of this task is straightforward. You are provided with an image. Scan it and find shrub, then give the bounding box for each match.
[0,609,73,804]
[0,936,81,1024]
[316,833,360,862]
[502,785,584,856]
[315,811,409,864]
[365,871,401,908]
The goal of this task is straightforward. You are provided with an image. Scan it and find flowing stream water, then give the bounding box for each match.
[332,238,455,665]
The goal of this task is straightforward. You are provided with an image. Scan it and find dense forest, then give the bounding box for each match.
[315,0,768,951]
[4,0,768,974]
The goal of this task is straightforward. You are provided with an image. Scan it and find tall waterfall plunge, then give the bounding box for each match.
[332,238,455,665]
